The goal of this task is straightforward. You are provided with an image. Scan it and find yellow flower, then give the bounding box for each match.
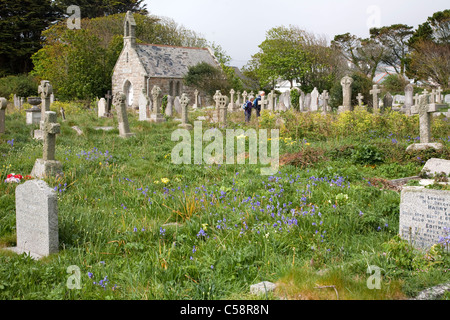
[153,180,160,184]
[161,178,170,184]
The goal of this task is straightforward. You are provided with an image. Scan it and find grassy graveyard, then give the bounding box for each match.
[0,102,449,300]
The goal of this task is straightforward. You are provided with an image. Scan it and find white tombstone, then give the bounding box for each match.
[7,180,58,259]
[138,90,150,121]
[98,98,107,118]
[310,88,319,112]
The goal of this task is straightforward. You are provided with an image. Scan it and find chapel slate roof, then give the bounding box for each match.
[135,44,220,78]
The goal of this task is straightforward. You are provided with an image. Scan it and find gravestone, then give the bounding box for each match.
[407,92,446,151]
[283,91,291,110]
[0,97,7,134]
[150,86,165,123]
[113,92,135,138]
[31,111,63,178]
[320,90,330,114]
[165,95,174,117]
[235,91,241,109]
[445,95,450,104]
[178,93,192,129]
[404,84,414,115]
[383,92,393,110]
[218,94,229,126]
[98,98,107,118]
[310,88,319,112]
[370,84,381,114]
[299,90,305,112]
[138,90,150,121]
[258,94,268,111]
[174,96,182,115]
[304,93,311,112]
[34,80,53,140]
[60,107,66,122]
[212,90,222,123]
[356,93,364,107]
[228,89,236,111]
[340,76,354,112]
[436,87,443,104]
[399,187,450,250]
[421,158,450,177]
[268,90,276,112]
[105,90,113,115]
[7,180,58,260]
[25,97,42,125]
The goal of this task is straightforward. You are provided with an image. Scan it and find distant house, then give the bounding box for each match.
[112,11,221,108]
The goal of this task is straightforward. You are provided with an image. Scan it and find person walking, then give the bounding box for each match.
[253,91,265,117]
[244,95,255,123]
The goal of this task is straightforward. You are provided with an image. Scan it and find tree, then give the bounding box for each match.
[370,24,414,75]
[332,33,384,79]
[183,62,229,97]
[31,13,209,101]
[0,0,61,75]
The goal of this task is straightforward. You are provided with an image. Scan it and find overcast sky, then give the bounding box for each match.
[144,0,449,68]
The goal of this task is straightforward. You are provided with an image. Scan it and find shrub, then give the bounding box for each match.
[0,74,39,98]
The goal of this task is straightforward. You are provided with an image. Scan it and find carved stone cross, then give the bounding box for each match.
[320,90,330,114]
[42,111,60,161]
[370,84,381,113]
[151,86,162,114]
[357,93,364,107]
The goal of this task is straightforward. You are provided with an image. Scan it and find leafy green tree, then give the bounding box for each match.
[183,62,229,98]
[31,13,209,101]
[0,0,61,75]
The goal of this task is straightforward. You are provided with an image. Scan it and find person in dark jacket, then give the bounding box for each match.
[244,96,255,123]
[253,91,265,117]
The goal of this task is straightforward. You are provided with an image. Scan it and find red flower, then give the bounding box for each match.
[14,174,23,180]
[7,174,13,179]
[24,175,33,180]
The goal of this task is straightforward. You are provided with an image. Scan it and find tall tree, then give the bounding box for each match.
[370,24,414,75]
[0,0,61,75]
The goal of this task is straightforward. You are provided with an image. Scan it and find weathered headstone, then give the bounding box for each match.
[31,111,63,178]
[105,90,113,115]
[340,76,354,112]
[268,90,276,112]
[98,98,107,118]
[404,84,414,115]
[174,96,182,115]
[213,90,222,123]
[178,93,192,129]
[299,90,305,112]
[436,87,443,104]
[421,158,450,177]
[228,89,236,111]
[235,91,241,108]
[113,92,135,138]
[320,90,330,114]
[383,92,393,110]
[218,94,229,126]
[60,107,66,122]
[310,88,319,112]
[150,86,165,123]
[34,80,53,140]
[407,92,446,151]
[193,89,199,109]
[304,93,311,112]
[165,95,174,117]
[399,187,450,250]
[370,84,381,114]
[7,180,58,259]
[356,93,364,107]
[445,95,450,104]
[138,90,150,121]
[258,94,268,111]
[0,97,7,134]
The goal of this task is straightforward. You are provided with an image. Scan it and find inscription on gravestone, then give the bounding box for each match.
[400,187,450,250]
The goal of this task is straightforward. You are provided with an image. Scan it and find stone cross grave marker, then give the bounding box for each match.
[114,92,135,138]
[0,97,7,134]
[138,89,150,121]
[8,180,59,259]
[258,94,268,111]
[193,89,199,109]
[370,84,381,113]
[356,93,364,107]
[399,187,450,250]
[150,85,165,123]
[228,89,236,111]
[218,94,229,125]
[178,93,192,129]
[213,90,222,123]
[320,90,330,114]
[436,87,443,104]
[235,91,241,108]
[34,80,53,140]
[407,92,447,151]
[31,111,63,178]
[165,95,174,117]
[340,76,354,112]
[105,90,113,115]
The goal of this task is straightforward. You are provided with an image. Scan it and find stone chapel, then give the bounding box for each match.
[112,11,221,109]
